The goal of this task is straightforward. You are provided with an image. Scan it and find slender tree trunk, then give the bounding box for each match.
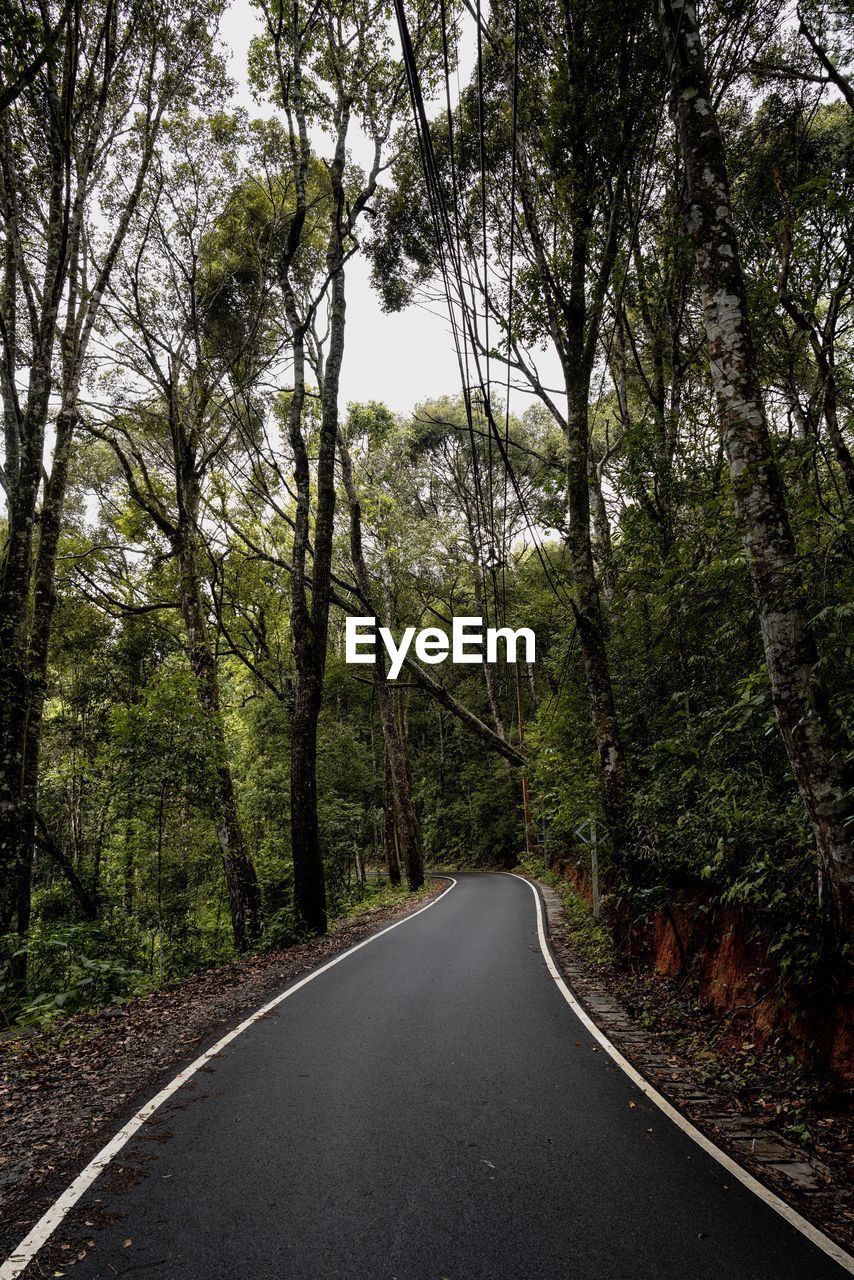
[177,525,262,952]
[123,825,135,914]
[779,297,854,497]
[283,262,328,933]
[0,0,185,967]
[382,689,424,891]
[290,674,326,930]
[465,512,507,740]
[512,122,632,860]
[383,744,402,887]
[7,407,78,991]
[288,264,347,932]
[657,0,854,938]
[337,431,424,891]
[35,818,98,920]
[587,442,616,604]
[564,371,631,855]
[0,473,42,939]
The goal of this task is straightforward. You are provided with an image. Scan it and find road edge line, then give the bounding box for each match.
[509,872,854,1276]
[0,876,458,1280]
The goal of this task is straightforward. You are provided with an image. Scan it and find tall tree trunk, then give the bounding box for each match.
[0,525,35,941]
[178,524,262,952]
[290,673,326,931]
[508,147,631,861]
[384,688,424,891]
[779,296,854,498]
[337,431,424,891]
[0,401,47,940]
[284,277,328,934]
[3,409,77,987]
[587,442,616,604]
[383,744,403,887]
[564,367,631,856]
[657,0,854,939]
[0,0,196,968]
[286,253,349,933]
[292,265,348,927]
[464,511,507,740]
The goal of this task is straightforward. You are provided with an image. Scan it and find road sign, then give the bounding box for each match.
[574,816,600,918]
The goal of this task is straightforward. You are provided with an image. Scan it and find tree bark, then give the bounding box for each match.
[0,0,206,977]
[503,14,633,860]
[35,815,98,921]
[779,295,854,497]
[337,431,424,891]
[565,371,631,852]
[178,522,262,952]
[657,0,854,939]
[587,442,616,605]
[383,742,403,887]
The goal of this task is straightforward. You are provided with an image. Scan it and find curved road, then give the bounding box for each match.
[13,874,851,1278]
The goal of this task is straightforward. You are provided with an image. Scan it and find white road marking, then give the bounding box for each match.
[510,872,854,1275]
[0,878,458,1280]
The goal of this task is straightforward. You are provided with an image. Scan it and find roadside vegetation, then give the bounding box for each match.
[0,0,852,1053]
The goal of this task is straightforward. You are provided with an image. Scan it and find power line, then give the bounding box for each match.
[392,0,573,616]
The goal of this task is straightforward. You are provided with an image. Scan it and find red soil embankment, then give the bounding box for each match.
[556,860,853,1084]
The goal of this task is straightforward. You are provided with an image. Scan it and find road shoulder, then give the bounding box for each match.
[526,874,853,1256]
[0,881,445,1263]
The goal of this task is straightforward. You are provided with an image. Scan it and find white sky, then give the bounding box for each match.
[218,0,563,418]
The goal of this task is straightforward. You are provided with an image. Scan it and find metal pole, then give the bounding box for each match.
[515,666,535,857]
[591,818,600,920]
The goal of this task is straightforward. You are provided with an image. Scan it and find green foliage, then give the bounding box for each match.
[521,861,616,968]
[9,0,854,1038]
[4,922,141,1026]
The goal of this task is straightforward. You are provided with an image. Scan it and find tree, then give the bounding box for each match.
[90,113,271,951]
[371,0,666,863]
[337,406,425,890]
[0,0,226,985]
[655,0,854,939]
[249,0,441,931]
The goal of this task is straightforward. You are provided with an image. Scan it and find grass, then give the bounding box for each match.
[516,859,835,1156]
[517,856,616,967]
[334,874,432,924]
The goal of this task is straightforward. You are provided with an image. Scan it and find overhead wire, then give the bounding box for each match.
[391,0,695,739]
[438,0,496,632]
[474,0,501,632]
[392,0,573,616]
[448,0,690,721]
[499,0,520,630]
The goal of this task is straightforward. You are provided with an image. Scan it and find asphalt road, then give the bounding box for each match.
[32,873,850,1278]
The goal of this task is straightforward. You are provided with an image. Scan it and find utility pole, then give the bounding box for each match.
[590,819,600,920]
[515,666,536,858]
